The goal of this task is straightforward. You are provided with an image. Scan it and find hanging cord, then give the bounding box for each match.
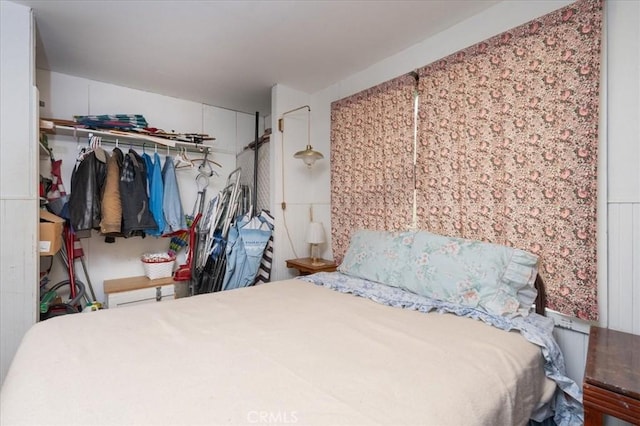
[281,123,299,259]
[408,71,420,231]
[279,105,313,259]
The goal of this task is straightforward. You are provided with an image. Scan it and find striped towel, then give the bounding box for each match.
[253,210,274,286]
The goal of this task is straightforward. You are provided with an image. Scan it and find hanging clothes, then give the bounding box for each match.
[46,158,68,217]
[142,151,165,236]
[100,147,124,237]
[162,156,187,235]
[221,214,272,291]
[253,210,274,285]
[120,149,157,237]
[68,150,108,235]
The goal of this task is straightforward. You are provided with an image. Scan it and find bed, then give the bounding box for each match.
[0,230,582,426]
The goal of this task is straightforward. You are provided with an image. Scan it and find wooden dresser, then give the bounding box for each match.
[583,326,640,425]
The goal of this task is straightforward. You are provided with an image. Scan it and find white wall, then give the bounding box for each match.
[0,1,38,385]
[604,0,640,336]
[270,85,316,282]
[37,70,262,304]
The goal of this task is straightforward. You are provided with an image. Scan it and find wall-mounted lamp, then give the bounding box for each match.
[306,221,326,265]
[278,106,324,260]
[294,144,324,167]
[278,105,324,167]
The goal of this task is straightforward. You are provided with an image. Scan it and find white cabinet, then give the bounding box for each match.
[104,276,178,309]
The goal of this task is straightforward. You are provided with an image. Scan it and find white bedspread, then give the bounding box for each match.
[1,279,553,425]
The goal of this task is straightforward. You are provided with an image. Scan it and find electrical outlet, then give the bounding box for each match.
[556,316,574,329]
[546,309,591,334]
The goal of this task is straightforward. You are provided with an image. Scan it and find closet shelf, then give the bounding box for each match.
[44,124,224,154]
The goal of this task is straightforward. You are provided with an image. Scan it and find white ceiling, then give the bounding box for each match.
[15,0,499,115]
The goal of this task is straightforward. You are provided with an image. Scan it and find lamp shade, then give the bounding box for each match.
[306,222,326,245]
[294,145,324,167]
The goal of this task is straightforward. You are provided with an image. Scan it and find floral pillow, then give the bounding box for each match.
[338,229,539,317]
[338,229,415,289]
[404,231,538,317]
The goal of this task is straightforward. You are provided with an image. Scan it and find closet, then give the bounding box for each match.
[37,70,269,307]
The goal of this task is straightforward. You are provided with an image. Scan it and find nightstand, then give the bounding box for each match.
[583,326,640,426]
[285,257,337,275]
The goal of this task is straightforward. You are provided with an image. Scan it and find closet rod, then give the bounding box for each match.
[52,125,213,154]
[79,136,215,156]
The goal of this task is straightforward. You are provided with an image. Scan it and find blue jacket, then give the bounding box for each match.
[162,156,187,234]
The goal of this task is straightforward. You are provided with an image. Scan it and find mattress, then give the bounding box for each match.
[0,278,554,425]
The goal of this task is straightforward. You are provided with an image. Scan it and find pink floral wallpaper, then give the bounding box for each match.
[330,0,602,320]
[416,0,602,320]
[330,74,416,263]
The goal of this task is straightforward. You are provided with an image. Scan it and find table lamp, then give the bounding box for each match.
[306,222,326,265]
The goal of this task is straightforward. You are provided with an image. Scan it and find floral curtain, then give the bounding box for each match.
[330,74,416,263]
[416,0,602,320]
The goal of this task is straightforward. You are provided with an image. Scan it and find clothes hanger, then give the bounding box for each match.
[76,145,88,163]
[76,135,94,163]
[204,157,222,169]
[197,150,220,176]
[175,147,194,169]
[182,147,194,165]
[191,172,210,220]
[173,147,184,167]
[198,155,215,177]
[93,136,107,163]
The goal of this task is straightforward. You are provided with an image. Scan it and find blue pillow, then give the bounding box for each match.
[338,229,538,317]
[338,229,415,289]
[405,231,538,317]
